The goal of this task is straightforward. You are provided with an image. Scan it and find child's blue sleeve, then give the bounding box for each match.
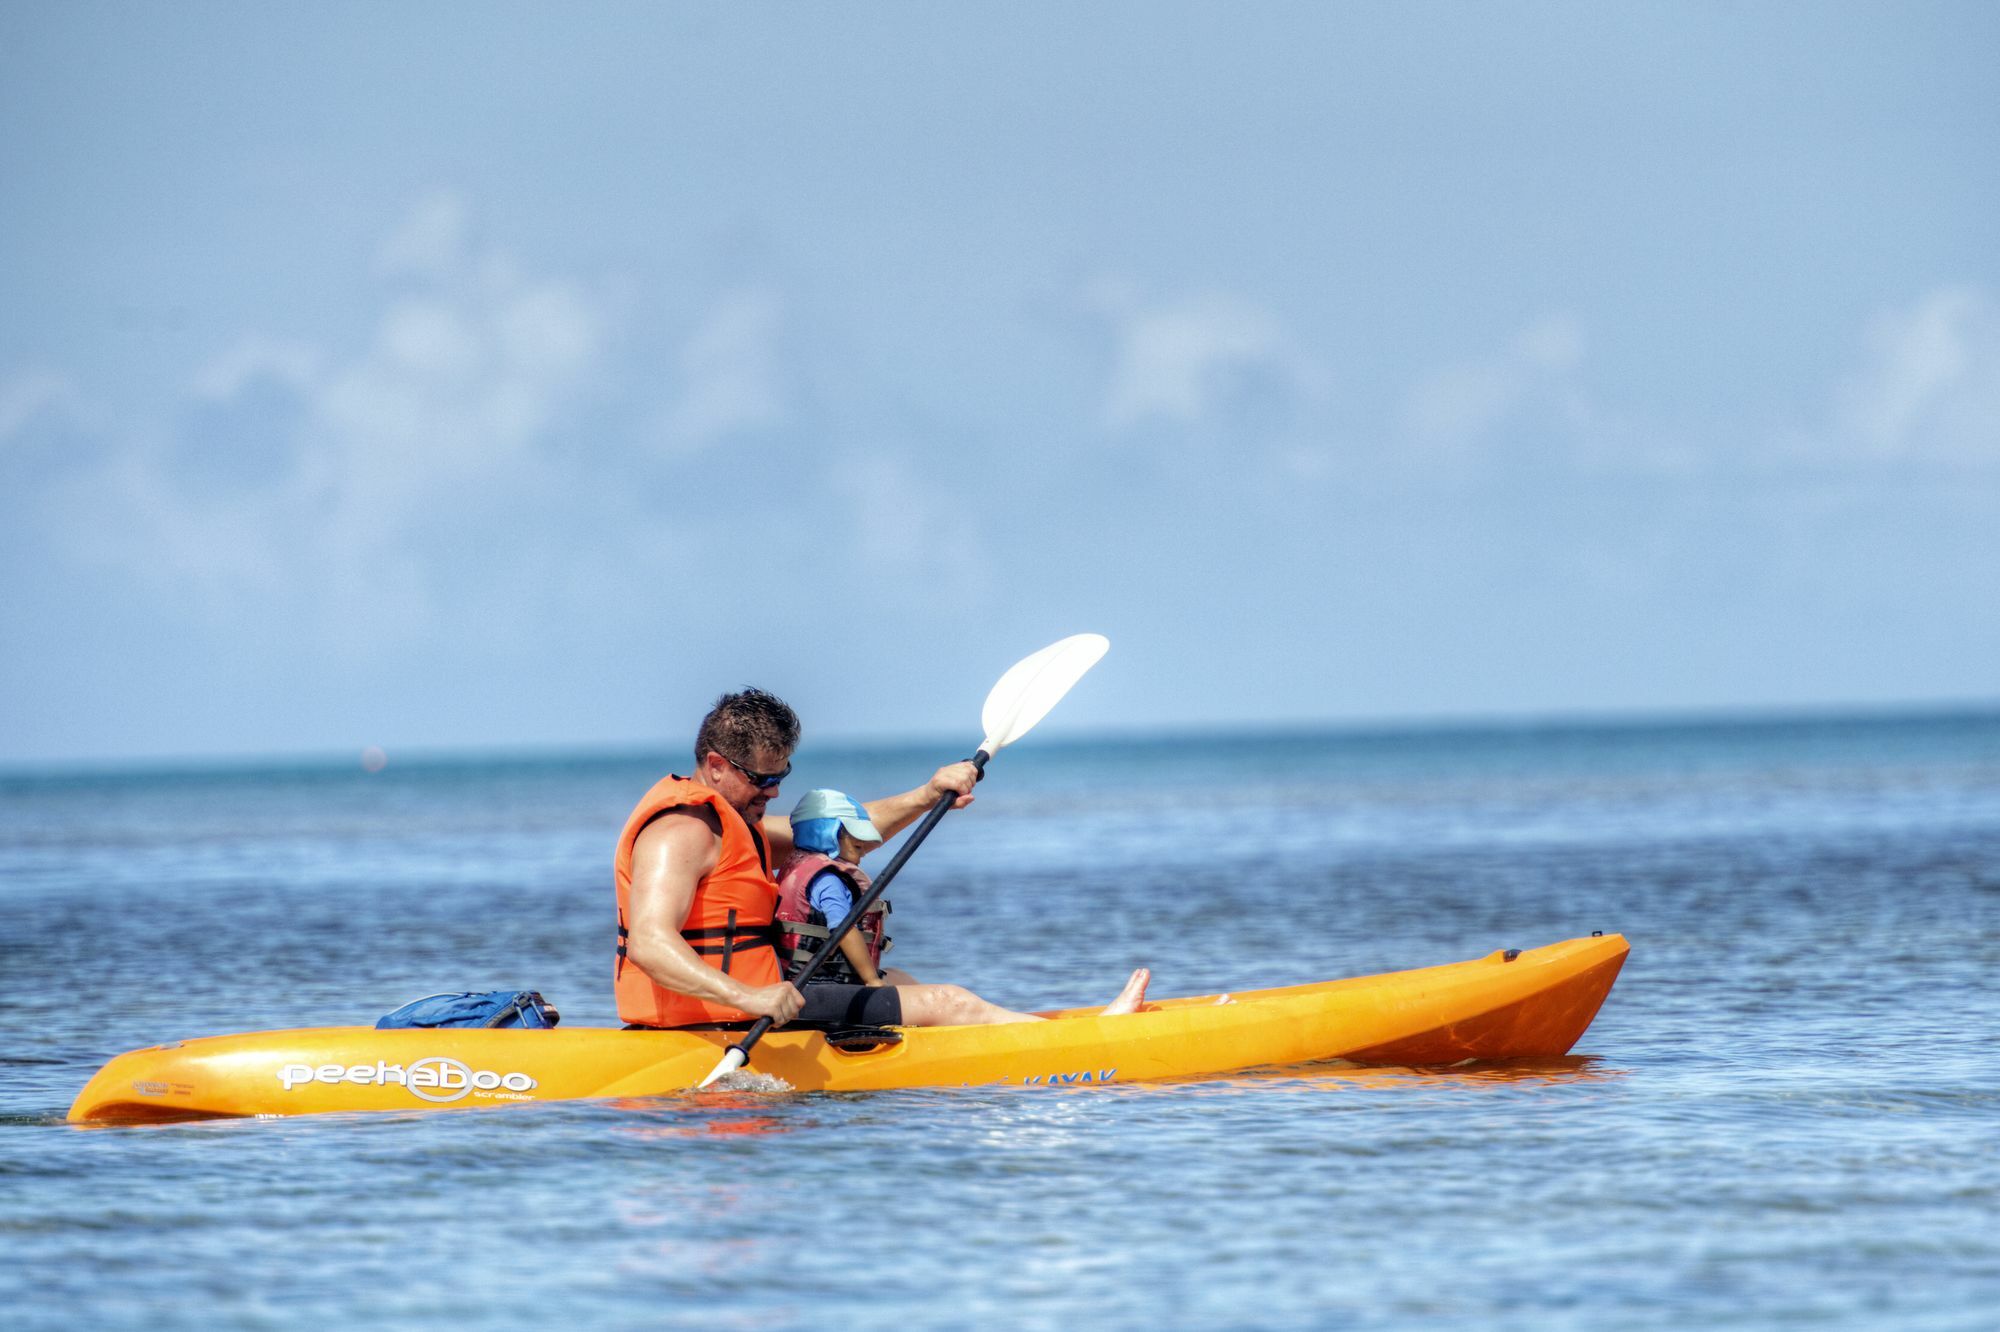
[807,868,856,928]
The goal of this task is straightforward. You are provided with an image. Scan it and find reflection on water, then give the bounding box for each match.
[1158,1054,1628,1095]
[609,1090,796,1140]
[4,715,1999,1326]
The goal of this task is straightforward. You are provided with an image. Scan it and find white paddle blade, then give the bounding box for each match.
[696,1046,747,1090]
[978,633,1109,754]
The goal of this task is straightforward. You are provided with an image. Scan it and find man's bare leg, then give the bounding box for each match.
[894,968,1152,1027]
[1100,968,1150,1016]
[895,983,1041,1026]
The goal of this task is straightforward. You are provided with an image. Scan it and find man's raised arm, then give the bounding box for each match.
[758,762,979,859]
[863,761,980,839]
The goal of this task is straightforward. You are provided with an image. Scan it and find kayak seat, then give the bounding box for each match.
[821,1025,904,1054]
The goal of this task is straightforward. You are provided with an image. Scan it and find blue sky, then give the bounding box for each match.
[3,3,1996,765]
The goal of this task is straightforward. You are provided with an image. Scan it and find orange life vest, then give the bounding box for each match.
[774,853,890,984]
[614,775,781,1027]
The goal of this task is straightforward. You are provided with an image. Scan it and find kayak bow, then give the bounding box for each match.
[68,934,1628,1123]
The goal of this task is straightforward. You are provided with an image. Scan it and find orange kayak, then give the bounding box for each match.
[68,934,1628,1123]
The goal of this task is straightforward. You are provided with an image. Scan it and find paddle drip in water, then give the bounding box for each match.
[704,1069,794,1094]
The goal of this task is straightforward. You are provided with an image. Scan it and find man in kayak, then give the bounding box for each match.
[615,687,1149,1031]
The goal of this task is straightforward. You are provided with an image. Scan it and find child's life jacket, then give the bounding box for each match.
[774,853,891,985]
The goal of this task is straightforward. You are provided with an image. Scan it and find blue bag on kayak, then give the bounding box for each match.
[374,990,560,1030]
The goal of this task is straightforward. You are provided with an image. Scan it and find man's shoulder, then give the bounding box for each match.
[634,801,724,849]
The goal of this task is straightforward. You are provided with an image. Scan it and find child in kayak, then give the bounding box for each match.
[775,789,910,989]
[776,788,1149,1017]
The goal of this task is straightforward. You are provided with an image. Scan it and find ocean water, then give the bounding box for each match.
[3,714,1998,1329]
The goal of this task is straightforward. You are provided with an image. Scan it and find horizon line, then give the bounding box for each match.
[5,695,1997,781]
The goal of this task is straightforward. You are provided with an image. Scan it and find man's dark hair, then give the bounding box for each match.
[693,688,801,770]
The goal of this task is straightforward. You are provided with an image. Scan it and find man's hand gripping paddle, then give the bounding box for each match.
[696,633,1110,1089]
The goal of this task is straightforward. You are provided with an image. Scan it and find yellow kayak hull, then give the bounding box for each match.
[68,934,1628,1123]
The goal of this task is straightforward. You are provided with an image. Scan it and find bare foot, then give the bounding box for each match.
[1101,967,1151,1016]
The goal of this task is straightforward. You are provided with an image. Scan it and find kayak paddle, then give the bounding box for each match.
[695,632,1110,1089]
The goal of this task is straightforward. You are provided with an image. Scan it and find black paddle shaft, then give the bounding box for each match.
[724,750,990,1062]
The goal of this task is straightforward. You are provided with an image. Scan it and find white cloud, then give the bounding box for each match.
[1384,291,2000,489]
[1404,314,1586,453]
[1093,284,1323,432]
[661,288,788,451]
[499,284,598,382]
[1833,286,2000,464]
[51,194,608,640]
[376,298,484,380]
[81,449,298,597]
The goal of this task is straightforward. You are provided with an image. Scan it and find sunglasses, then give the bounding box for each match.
[720,752,791,790]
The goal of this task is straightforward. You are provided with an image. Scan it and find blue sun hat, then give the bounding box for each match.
[789,789,883,856]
